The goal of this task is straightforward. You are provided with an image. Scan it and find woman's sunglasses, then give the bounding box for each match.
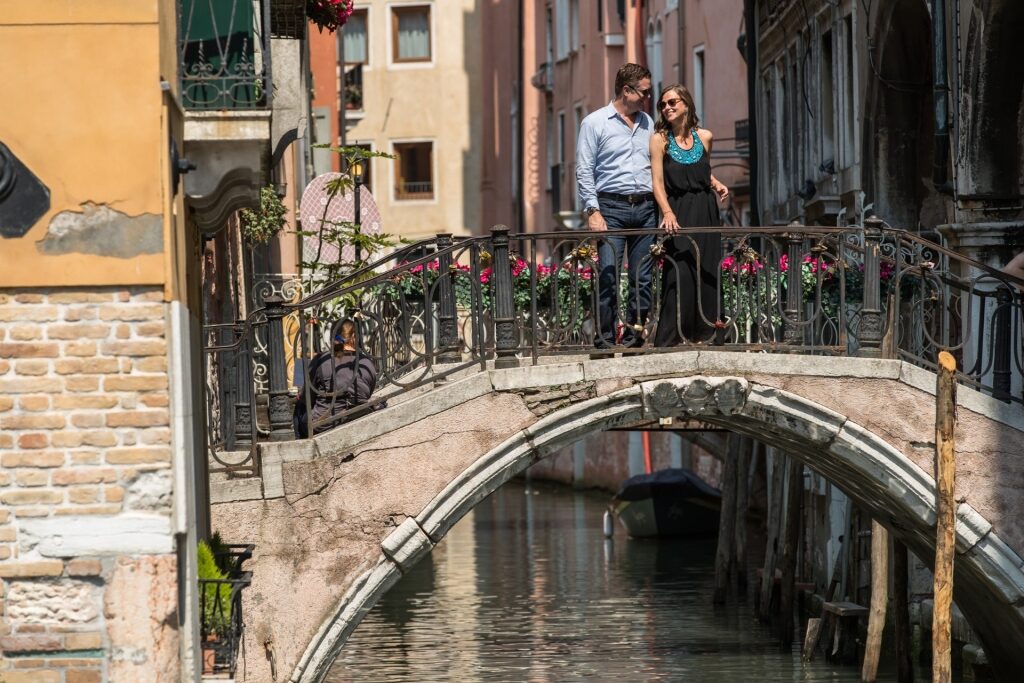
[658,97,684,110]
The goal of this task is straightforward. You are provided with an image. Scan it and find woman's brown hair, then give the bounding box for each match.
[654,84,699,140]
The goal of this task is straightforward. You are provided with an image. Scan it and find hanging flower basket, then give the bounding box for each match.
[306,0,354,34]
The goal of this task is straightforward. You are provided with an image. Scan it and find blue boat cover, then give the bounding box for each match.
[613,468,721,502]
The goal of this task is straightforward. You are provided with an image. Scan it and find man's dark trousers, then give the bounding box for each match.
[594,195,657,348]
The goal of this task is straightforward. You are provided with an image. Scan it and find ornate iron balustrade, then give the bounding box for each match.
[199,544,253,678]
[178,0,273,109]
[201,223,1024,474]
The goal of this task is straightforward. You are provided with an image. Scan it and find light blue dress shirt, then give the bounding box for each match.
[575,102,654,212]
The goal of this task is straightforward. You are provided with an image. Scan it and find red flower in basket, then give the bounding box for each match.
[308,0,355,34]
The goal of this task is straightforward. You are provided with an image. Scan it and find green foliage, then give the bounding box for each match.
[198,540,232,637]
[240,186,287,245]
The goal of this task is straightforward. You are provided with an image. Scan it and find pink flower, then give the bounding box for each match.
[480,267,492,284]
[779,254,789,272]
[511,258,528,277]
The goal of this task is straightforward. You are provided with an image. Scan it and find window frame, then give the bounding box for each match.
[342,8,370,67]
[391,139,436,203]
[389,3,433,67]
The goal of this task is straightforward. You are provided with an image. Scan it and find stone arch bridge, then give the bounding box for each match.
[210,351,1024,683]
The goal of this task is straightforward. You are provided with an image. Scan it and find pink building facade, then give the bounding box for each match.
[481,0,752,233]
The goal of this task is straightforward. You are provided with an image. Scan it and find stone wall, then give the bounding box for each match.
[0,287,179,682]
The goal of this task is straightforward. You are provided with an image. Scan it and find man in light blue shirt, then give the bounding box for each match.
[576,63,657,349]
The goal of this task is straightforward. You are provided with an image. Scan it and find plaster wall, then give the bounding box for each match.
[0,1,176,289]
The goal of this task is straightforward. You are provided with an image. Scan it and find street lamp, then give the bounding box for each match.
[351,158,363,263]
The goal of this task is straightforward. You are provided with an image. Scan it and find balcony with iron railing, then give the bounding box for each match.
[178,0,308,234]
[396,181,434,201]
[179,0,272,110]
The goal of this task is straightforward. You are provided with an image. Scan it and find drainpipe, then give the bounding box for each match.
[932,0,951,192]
[517,0,525,233]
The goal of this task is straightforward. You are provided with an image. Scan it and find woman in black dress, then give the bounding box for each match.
[650,84,729,346]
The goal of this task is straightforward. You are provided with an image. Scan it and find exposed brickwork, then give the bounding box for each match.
[0,287,174,682]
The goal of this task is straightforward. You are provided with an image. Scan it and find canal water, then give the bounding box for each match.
[327,479,935,682]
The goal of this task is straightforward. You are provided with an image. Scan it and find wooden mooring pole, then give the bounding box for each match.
[893,540,914,682]
[933,351,957,683]
[714,434,740,604]
[734,438,752,594]
[778,457,803,647]
[759,449,786,621]
[861,520,889,682]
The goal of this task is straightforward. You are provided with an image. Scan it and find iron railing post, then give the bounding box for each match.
[436,233,462,364]
[783,230,804,344]
[993,286,1012,401]
[857,217,884,357]
[263,296,294,440]
[233,323,253,450]
[491,225,519,368]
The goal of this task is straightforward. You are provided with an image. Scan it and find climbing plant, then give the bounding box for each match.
[239,185,287,245]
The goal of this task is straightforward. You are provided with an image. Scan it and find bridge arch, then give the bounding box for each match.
[287,372,1024,683]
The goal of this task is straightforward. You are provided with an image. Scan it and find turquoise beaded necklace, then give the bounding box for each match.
[667,129,704,164]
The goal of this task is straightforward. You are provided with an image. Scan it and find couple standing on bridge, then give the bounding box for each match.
[577,63,731,349]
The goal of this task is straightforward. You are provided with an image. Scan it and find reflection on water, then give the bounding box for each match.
[327,480,930,682]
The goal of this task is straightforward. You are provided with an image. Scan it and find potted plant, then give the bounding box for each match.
[240,186,288,246]
[198,540,232,674]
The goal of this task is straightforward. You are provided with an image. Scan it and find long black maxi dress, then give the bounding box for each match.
[654,129,722,346]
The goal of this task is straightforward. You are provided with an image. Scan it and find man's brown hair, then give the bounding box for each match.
[614,63,652,97]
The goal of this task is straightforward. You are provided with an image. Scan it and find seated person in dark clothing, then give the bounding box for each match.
[294,319,378,437]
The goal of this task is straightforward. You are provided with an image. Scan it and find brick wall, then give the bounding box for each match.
[0,287,180,682]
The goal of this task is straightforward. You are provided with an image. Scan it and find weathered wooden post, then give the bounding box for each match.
[992,286,1012,402]
[893,540,914,682]
[857,217,884,358]
[263,296,294,441]
[734,437,752,593]
[759,448,786,621]
[714,433,740,604]
[436,233,462,364]
[233,322,253,449]
[491,225,519,369]
[933,351,957,683]
[784,229,805,344]
[862,521,889,682]
[778,457,803,647]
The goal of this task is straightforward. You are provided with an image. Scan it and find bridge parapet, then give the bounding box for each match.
[202,223,1024,475]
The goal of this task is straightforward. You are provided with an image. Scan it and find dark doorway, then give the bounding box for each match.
[862,0,933,230]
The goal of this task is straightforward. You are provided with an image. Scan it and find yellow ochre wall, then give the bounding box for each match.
[0,0,186,295]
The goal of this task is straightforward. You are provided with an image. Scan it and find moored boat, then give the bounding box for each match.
[610,468,721,538]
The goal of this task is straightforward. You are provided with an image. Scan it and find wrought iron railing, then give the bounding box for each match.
[178,0,273,109]
[199,544,253,678]
[201,222,1024,474]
